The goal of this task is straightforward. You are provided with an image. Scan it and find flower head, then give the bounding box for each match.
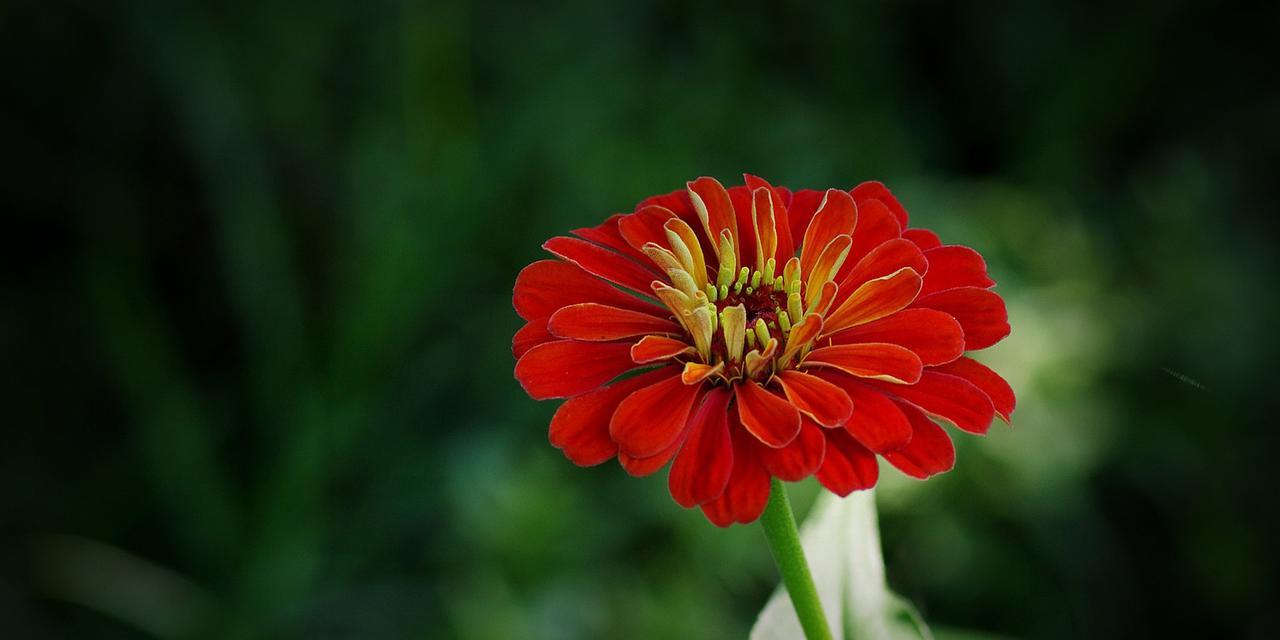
[514,176,1014,526]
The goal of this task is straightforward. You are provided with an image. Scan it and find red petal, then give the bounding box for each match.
[610,375,704,457]
[734,380,802,448]
[920,245,996,297]
[618,205,678,254]
[802,343,923,384]
[573,213,651,265]
[548,303,681,341]
[800,189,857,278]
[630,335,695,363]
[744,174,796,261]
[668,387,734,507]
[549,367,675,466]
[512,320,555,359]
[513,260,664,320]
[816,427,879,496]
[775,370,853,427]
[911,286,1010,350]
[902,228,942,250]
[932,357,1016,422]
[868,371,995,434]
[815,372,913,453]
[883,401,956,479]
[515,340,639,400]
[838,238,927,298]
[786,189,826,249]
[828,308,964,366]
[845,199,903,269]
[851,181,909,228]
[687,177,739,262]
[759,417,826,481]
[823,267,922,335]
[727,186,758,266]
[543,236,662,296]
[618,435,684,477]
[700,425,771,527]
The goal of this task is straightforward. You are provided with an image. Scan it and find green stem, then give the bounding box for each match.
[759,478,834,640]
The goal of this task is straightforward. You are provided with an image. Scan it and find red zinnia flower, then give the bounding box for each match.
[513,176,1014,526]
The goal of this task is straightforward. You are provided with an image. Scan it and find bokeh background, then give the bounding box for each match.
[4,1,1279,638]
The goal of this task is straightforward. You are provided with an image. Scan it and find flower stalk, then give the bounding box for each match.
[759,478,834,640]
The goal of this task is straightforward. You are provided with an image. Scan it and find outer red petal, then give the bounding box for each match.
[828,308,965,366]
[932,356,1016,422]
[920,245,996,297]
[800,190,857,277]
[513,260,664,320]
[744,174,795,261]
[512,320,555,359]
[549,367,675,466]
[883,401,956,479]
[610,375,703,457]
[786,189,825,249]
[823,267,923,335]
[759,417,826,481]
[548,303,681,341]
[515,340,640,400]
[851,181,910,228]
[543,236,662,296]
[802,343,923,384]
[734,380,802,448]
[668,387,734,508]
[700,423,771,527]
[573,213,652,265]
[845,199,903,270]
[911,286,1011,350]
[902,228,942,250]
[815,427,879,496]
[619,433,685,477]
[775,370,854,427]
[868,371,995,434]
[813,372,913,453]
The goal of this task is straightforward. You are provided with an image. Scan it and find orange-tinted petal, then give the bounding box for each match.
[800,189,857,278]
[513,259,664,320]
[687,177,739,262]
[668,387,734,507]
[911,286,1010,350]
[549,367,675,466]
[548,303,681,341]
[919,245,996,296]
[823,267,922,335]
[610,375,703,457]
[932,356,1016,422]
[572,213,651,265]
[618,205,678,254]
[630,335,695,364]
[775,370,853,427]
[744,174,795,262]
[801,343,923,384]
[759,417,826,481]
[681,361,723,385]
[868,371,995,434]
[829,308,964,366]
[543,236,662,296]
[883,401,956,479]
[815,427,879,496]
[837,238,927,301]
[734,380,802,448]
[515,340,639,400]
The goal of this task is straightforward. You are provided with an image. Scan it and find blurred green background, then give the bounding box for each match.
[3,1,1278,638]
